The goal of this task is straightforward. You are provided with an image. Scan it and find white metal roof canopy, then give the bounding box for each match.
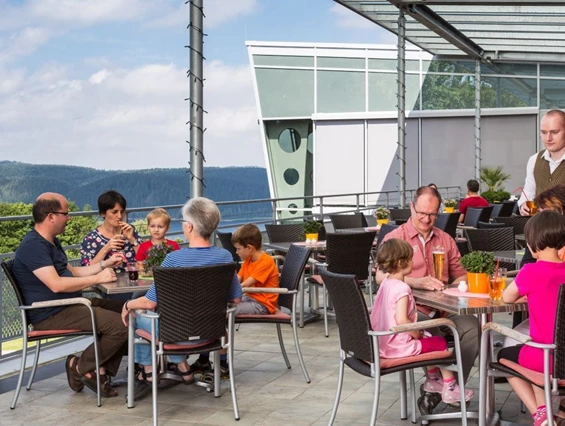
[335,0,565,63]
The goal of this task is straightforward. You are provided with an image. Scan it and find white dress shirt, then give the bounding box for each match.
[518,150,565,207]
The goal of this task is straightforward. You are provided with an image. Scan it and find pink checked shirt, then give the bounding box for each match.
[383,219,466,283]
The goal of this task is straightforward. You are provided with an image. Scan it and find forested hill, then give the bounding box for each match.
[0,161,270,209]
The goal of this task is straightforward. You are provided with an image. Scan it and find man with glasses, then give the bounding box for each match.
[13,193,127,398]
[377,186,477,415]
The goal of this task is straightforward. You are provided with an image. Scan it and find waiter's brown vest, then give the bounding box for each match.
[533,150,565,196]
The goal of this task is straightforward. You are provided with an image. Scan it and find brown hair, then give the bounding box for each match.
[534,184,565,215]
[413,185,442,206]
[147,208,171,228]
[377,238,413,274]
[544,109,565,127]
[524,210,565,253]
[232,223,262,250]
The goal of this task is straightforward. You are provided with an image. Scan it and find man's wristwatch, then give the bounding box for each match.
[124,300,131,311]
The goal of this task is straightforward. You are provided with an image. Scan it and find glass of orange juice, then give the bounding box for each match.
[488,268,507,301]
[525,200,538,215]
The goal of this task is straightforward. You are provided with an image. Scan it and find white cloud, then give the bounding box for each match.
[0,60,262,169]
[146,0,258,29]
[0,27,54,63]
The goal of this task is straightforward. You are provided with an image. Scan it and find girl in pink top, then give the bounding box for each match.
[372,239,473,405]
[499,210,565,426]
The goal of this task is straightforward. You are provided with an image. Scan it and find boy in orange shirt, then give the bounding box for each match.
[232,224,279,315]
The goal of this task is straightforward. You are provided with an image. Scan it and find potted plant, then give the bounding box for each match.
[444,198,457,213]
[480,166,511,203]
[373,207,390,226]
[141,243,175,276]
[460,251,495,294]
[303,220,323,242]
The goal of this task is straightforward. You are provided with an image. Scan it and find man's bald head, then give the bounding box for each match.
[32,193,67,223]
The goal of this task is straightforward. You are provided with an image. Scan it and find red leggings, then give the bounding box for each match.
[420,336,448,353]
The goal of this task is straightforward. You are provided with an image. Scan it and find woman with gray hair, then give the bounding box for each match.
[121,197,242,389]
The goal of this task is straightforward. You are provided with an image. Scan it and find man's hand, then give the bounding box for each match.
[412,275,444,291]
[95,268,116,284]
[104,253,124,269]
[519,202,531,216]
[121,303,135,327]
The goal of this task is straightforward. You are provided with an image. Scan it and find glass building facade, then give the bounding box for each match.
[248,42,564,217]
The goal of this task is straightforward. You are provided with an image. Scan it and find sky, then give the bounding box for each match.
[0,0,392,170]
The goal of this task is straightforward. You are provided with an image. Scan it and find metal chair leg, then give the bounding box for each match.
[276,324,291,369]
[26,340,41,390]
[11,332,28,409]
[328,357,345,425]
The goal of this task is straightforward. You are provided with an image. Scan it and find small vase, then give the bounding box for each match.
[305,233,319,242]
[444,206,455,213]
[377,218,389,226]
[467,272,489,294]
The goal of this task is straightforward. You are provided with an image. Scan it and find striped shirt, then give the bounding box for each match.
[145,246,242,303]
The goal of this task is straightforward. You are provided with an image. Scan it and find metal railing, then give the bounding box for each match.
[0,186,460,358]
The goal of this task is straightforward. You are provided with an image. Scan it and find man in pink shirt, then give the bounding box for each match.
[377,186,478,414]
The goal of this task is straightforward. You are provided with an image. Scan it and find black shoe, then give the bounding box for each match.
[418,385,442,415]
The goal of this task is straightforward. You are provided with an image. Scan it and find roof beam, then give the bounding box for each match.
[392,0,565,5]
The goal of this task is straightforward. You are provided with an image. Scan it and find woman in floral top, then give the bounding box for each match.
[80,190,143,273]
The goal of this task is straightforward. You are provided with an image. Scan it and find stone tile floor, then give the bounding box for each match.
[0,312,534,426]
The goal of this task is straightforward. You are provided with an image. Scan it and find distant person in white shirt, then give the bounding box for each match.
[519,109,565,216]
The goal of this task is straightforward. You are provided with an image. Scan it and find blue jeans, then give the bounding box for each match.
[134,313,186,366]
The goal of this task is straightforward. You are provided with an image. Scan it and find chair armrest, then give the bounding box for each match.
[30,297,92,309]
[137,310,159,319]
[243,287,289,294]
[307,258,319,265]
[506,270,519,278]
[369,318,456,336]
[482,322,531,344]
[271,255,286,262]
[457,225,475,230]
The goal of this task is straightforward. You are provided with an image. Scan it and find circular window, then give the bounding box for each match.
[283,168,299,185]
[288,203,298,215]
[307,132,313,154]
[278,128,301,153]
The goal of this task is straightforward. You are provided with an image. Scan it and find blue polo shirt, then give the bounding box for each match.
[13,229,80,324]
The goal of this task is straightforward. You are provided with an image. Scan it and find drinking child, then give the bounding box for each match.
[498,210,565,426]
[135,208,180,263]
[372,238,474,405]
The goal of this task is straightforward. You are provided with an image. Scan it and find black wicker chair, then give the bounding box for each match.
[464,227,516,270]
[477,221,505,229]
[320,270,469,426]
[463,206,494,228]
[375,223,399,248]
[479,285,565,426]
[216,231,241,270]
[389,208,411,222]
[265,224,304,243]
[435,213,459,239]
[493,215,531,236]
[498,201,517,218]
[308,231,376,337]
[235,244,311,383]
[1,259,102,409]
[133,263,239,423]
[329,213,368,230]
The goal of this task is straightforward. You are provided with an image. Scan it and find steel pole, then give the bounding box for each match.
[474,60,482,181]
[397,8,407,207]
[189,0,205,198]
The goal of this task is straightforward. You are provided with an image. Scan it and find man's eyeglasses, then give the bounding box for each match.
[413,207,439,220]
[49,211,70,217]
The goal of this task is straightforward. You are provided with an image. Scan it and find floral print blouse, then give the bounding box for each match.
[80,227,143,273]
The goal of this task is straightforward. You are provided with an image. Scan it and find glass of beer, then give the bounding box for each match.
[432,245,445,281]
[525,200,538,215]
[488,268,507,301]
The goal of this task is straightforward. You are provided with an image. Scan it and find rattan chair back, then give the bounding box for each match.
[277,244,311,311]
[319,270,373,362]
[498,201,517,217]
[435,213,459,239]
[265,224,304,243]
[326,231,376,281]
[329,213,368,230]
[375,224,399,248]
[477,221,505,229]
[553,285,565,379]
[153,263,237,343]
[216,231,241,264]
[2,260,25,308]
[463,206,493,227]
[465,227,515,254]
[389,208,411,221]
[493,215,531,235]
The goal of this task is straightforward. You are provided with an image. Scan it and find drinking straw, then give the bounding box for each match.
[494,258,500,281]
[513,186,530,201]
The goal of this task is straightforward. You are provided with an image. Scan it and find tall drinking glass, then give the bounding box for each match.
[525,200,538,215]
[488,268,507,301]
[432,245,445,281]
